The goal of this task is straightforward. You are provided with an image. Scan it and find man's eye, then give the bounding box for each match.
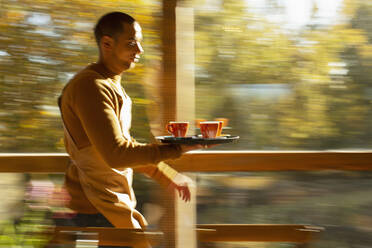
[129,41,136,46]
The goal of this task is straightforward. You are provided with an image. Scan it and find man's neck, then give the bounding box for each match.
[96,59,122,77]
[94,60,122,83]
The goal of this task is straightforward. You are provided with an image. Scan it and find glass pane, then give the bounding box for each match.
[194,0,372,150]
[196,171,372,248]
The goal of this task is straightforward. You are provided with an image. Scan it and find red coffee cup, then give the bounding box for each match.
[166,121,189,137]
[216,121,223,136]
[214,118,228,128]
[195,118,207,128]
[200,121,222,138]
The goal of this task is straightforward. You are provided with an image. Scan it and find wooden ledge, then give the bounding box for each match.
[0,151,372,173]
[50,226,163,247]
[172,150,372,172]
[196,224,324,243]
[49,224,324,245]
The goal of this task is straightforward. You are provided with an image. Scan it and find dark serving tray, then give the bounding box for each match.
[156,135,239,145]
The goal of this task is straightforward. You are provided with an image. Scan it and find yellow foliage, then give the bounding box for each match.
[5,10,26,21]
[217,176,275,190]
[132,98,153,105]
[360,44,372,58]
[341,28,368,45]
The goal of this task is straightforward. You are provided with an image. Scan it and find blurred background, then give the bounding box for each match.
[0,0,372,247]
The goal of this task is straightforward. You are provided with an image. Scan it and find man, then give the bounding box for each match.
[57,11,201,241]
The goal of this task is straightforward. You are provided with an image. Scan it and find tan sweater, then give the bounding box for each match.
[59,62,182,213]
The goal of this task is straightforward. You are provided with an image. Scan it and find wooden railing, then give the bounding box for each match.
[1,151,372,247]
[1,151,372,173]
[196,224,324,243]
[50,226,163,247]
[49,224,323,247]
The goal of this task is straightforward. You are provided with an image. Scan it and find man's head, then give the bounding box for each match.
[94,12,144,73]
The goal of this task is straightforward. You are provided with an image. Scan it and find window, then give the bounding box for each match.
[0,0,162,152]
[194,0,372,150]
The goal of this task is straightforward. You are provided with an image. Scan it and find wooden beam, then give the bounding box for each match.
[170,151,372,172]
[174,5,197,248]
[0,153,69,173]
[176,6,195,129]
[1,151,372,173]
[197,224,324,243]
[160,0,177,130]
[159,1,178,247]
[48,224,324,246]
[49,226,163,247]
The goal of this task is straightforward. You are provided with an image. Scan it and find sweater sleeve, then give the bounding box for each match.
[72,74,182,168]
[134,162,179,188]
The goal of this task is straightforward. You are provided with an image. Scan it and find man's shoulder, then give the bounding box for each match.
[70,64,103,83]
[68,65,113,90]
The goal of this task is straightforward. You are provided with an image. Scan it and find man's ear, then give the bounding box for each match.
[100,36,114,51]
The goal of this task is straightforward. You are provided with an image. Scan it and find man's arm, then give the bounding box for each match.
[71,75,182,168]
[133,138,202,202]
[134,162,194,202]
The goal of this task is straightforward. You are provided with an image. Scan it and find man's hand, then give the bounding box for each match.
[168,173,194,202]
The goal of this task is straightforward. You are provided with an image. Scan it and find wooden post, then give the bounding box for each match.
[175,5,197,248]
[160,0,178,129]
[159,1,196,248]
[159,1,178,247]
[176,6,195,133]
